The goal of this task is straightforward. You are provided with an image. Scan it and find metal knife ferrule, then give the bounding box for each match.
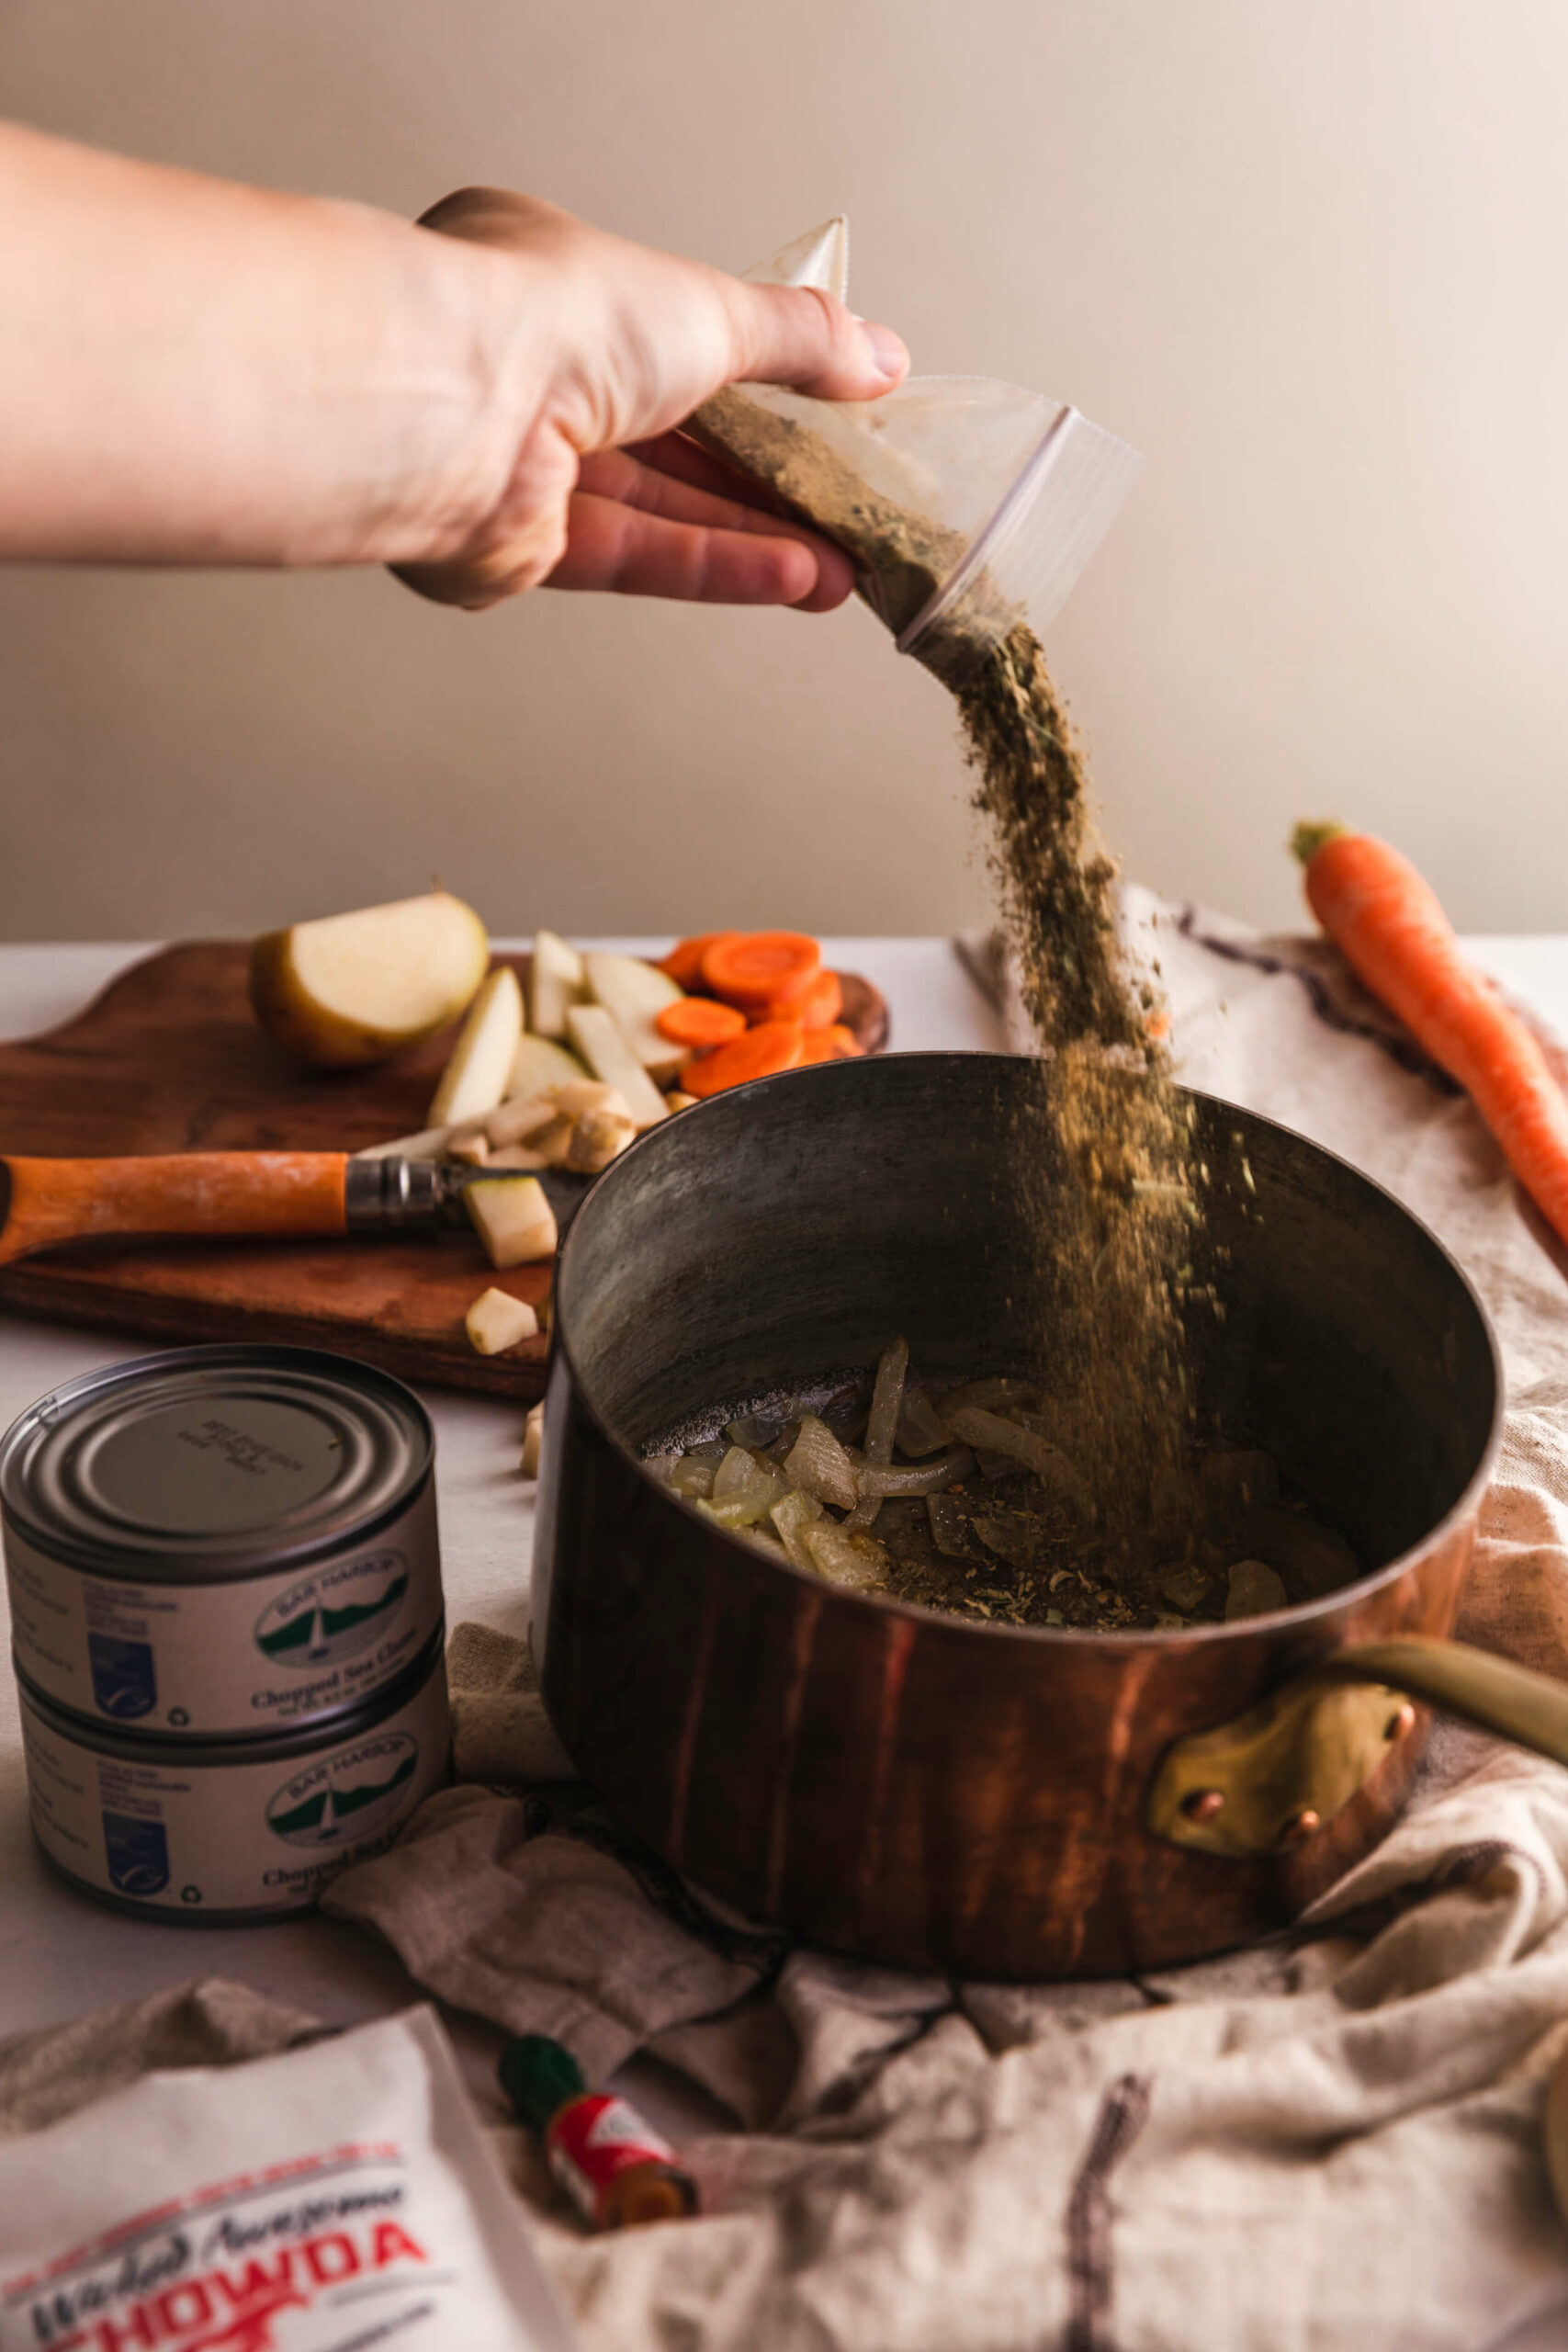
[345,1157,582,1237]
[344,1156,446,1231]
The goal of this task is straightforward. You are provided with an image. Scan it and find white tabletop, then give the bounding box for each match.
[5,925,1557,2320]
[0,938,1005,2098]
[0,934,1560,2068]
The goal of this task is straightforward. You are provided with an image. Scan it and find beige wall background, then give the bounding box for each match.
[4,0,1568,944]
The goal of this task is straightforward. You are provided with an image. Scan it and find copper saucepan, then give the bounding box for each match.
[534,1052,1560,1980]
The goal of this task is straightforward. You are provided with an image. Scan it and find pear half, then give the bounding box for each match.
[250,891,489,1069]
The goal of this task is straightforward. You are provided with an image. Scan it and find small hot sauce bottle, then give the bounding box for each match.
[499,2032,700,2231]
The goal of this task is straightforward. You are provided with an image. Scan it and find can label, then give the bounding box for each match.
[5,1481,441,1737]
[20,1651,449,1918]
[547,2097,679,2220]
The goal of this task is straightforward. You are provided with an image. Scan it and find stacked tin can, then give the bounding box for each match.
[2,1345,448,1922]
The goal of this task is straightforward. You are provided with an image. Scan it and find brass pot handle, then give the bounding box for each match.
[1147,1635,1568,1860]
[1327,1636,1568,1768]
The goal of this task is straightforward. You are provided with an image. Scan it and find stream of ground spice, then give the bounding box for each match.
[688,390,1196,1600]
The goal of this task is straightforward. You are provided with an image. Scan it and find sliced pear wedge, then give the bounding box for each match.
[529,929,586,1039]
[510,1033,590,1099]
[428,967,524,1127]
[565,1004,670,1128]
[582,951,687,1083]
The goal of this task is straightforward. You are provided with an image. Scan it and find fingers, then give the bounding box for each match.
[724,280,909,403]
[579,444,844,552]
[619,431,789,509]
[544,489,856,609]
[395,446,859,611]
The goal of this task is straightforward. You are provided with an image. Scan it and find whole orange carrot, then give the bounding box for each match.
[1293,820,1568,1245]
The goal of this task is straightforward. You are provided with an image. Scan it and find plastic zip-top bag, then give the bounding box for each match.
[0,2007,579,2352]
[687,218,1142,681]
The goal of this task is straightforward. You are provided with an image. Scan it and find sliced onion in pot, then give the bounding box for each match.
[935,1377,1039,1416]
[975,1448,1020,1481]
[856,1445,975,1498]
[669,1453,720,1500]
[772,1486,826,1571]
[1224,1558,1288,1620]
[1243,1505,1359,1600]
[895,1385,951,1458]
[803,1521,889,1591]
[699,1463,791,1530]
[845,1336,909,1532]
[783,1415,860,1512]
[727,1413,784,1449]
[714,1444,762,1501]
[940,1407,1091,1514]
[863,1338,908,1465]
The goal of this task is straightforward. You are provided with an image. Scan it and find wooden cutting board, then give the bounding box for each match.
[0,944,890,1397]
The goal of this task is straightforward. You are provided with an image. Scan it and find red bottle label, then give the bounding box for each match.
[546,2096,679,2221]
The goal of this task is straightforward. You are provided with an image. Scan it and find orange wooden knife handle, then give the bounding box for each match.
[0,1153,349,1265]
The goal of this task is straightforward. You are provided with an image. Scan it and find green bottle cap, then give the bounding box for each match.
[498,2032,588,2134]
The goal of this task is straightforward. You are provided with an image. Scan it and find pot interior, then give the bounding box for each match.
[556,1054,1498,1589]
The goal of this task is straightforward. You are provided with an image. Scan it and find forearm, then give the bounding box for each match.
[0,122,524,568]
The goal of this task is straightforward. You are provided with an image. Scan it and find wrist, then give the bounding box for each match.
[373,221,557,580]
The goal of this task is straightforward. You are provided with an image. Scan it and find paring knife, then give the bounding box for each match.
[0,1154,588,1266]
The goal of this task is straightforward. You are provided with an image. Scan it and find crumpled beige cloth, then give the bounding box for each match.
[0,1979,318,2141]
[448,1618,578,1783]
[325,893,1568,2350]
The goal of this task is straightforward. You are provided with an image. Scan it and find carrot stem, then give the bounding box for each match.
[1291,820,1348,866]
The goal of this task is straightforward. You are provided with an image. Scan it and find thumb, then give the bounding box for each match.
[724,280,909,402]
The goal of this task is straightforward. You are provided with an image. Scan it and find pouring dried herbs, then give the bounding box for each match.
[687,391,1198,1589]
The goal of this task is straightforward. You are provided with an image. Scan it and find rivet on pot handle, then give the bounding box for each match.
[1325,1638,1568,1768]
[1148,1637,1568,1861]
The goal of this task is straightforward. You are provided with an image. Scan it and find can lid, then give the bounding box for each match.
[499,2034,587,2134]
[0,1345,433,1575]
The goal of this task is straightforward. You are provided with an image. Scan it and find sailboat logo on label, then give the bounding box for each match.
[252,1550,409,1668]
[265,1732,419,1848]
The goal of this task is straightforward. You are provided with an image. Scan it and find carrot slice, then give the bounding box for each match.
[702,932,822,1009]
[681,1020,807,1096]
[762,968,842,1031]
[797,1023,863,1065]
[655,997,747,1047]
[659,932,740,989]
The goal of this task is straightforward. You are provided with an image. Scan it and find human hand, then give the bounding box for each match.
[392,190,908,613]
